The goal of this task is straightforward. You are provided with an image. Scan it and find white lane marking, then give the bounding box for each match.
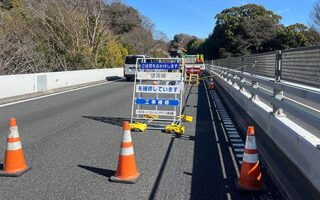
[0,79,121,108]
[232,143,245,147]
[203,82,227,179]
[231,139,243,142]
[211,89,245,168]
[229,147,240,177]
[229,135,240,138]
[228,131,238,134]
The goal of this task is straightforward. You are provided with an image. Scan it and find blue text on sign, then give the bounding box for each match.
[135,99,180,106]
[136,85,180,94]
[140,63,180,70]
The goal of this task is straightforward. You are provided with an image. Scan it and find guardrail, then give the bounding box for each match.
[208,65,320,134]
[205,45,320,87]
[206,64,320,193]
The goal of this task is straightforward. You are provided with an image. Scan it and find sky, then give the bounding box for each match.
[121,0,318,40]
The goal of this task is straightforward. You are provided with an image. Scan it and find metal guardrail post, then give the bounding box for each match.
[233,74,239,88]
[227,72,233,84]
[272,88,286,117]
[241,57,244,73]
[240,77,245,92]
[251,81,259,100]
[275,51,282,82]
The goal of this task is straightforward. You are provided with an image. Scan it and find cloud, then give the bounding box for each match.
[241,1,248,5]
[275,7,291,14]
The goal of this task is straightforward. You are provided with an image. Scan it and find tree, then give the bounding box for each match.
[186,38,204,54]
[310,0,320,32]
[309,0,320,45]
[169,34,196,51]
[269,24,310,50]
[207,4,281,58]
[237,15,280,54]
[104,2,140,35]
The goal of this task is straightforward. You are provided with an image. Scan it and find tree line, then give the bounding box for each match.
[173,3,320,59]
[0,0,169,75]
[2,1,320,75]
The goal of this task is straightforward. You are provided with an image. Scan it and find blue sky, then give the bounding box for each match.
[121,0,318,40]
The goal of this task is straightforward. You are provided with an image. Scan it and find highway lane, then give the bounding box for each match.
[0,79,281,199]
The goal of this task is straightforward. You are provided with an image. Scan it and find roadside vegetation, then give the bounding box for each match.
[178,3,320,59]
[1,1,320,74]
[0,0,168,74]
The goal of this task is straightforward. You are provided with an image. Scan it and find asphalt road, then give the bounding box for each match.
[0,79,282,200]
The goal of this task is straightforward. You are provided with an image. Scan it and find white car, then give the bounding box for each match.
[123,55,151,81]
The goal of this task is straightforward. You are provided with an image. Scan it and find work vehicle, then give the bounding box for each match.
[123,55,151,81]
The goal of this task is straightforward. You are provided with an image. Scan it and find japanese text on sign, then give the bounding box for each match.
[136,110,176,116]
[140,63,179,70]
[135,99,179,106]
[136,85,180,94]
[137,72,181,81]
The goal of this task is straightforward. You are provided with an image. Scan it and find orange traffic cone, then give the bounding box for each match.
[0,118,31,177]
[110,121,140,184]
[235,126,267,192]
[209,76,214,90]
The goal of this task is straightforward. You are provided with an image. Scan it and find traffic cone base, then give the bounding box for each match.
[110,172,140,184]
[0,165,31,177]
[234,178,267,193]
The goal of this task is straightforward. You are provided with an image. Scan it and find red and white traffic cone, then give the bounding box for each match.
[0,118,31,177]
[209,76,214,90]
[235,126,267,192]
[110,121,140,184]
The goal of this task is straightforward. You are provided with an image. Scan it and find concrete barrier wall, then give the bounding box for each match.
[0,68,123,99]
[206,68,320,193]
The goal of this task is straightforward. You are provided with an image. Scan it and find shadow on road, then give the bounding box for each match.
[105,76,121,81]
[174,134,195,141]
[82,116,130,127]
[78,165,115,177]
[149,137,175,200]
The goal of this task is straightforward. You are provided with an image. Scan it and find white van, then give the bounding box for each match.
[123,55,151,81]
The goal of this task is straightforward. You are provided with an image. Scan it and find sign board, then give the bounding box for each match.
[137,72,181,81]
[136,85,180,94]
[136,110,176,116]
[135,99,179,106]
[140,63,179,70]
[131,57,185,128]
[183,55,197,58]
